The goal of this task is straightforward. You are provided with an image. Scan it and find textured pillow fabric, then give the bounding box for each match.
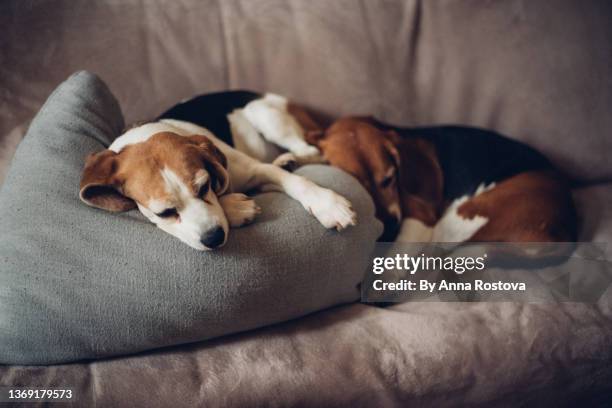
[0,71,382,365]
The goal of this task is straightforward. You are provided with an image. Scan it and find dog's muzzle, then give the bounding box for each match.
[200,227,226,249]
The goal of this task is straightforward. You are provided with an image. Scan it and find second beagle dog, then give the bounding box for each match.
[307,117,577,250]
[79,92,356,250]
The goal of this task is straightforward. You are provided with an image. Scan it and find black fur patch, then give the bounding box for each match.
[157,90,261,146]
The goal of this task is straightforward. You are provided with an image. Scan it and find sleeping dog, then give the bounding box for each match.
[307,117,577,250]
[79,91,356,250]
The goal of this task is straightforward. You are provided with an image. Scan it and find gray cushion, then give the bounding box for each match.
[0,71,382,365]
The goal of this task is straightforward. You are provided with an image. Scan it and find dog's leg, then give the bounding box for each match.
[219,193,261,227]
[227,109,278,163]
[244,163,357,230]
[271,152,300,172]
[242,96,322,161]
[227,106,325,171]
[271,152,327,172]
[228,108,315,171]
[396,218,434,243]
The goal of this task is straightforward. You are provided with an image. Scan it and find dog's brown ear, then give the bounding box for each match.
[188,135,230,195]
[395,136,444,216]
[79,150,136,212]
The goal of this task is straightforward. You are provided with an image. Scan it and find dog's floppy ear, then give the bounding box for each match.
[393,134,444,217]
[79,150,136,212]
[187,135,230,195]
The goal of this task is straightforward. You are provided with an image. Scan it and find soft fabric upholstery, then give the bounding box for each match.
[1,302,611,407]
[0,71,382,365]
[574,183,612,250]
[1,1,612,183]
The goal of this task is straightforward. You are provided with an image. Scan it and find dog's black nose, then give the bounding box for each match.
[200,227,225,249]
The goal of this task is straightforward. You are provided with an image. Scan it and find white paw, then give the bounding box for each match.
[304,187,357,231]
[219,193,261,227]
[293,144,321,159]
[272,152,298,171]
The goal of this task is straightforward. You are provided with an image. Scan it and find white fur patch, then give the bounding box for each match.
[152,168,228,251]
[431,197,487,243]
[261,93,289,109]
[242,95,319,158]
[227,108,277,162]
[396,218,434,243]
[161,167,190,197]
[109,120,218,153]
[430,183,494,243]
[279,174,356,230]
[147,199,172,215]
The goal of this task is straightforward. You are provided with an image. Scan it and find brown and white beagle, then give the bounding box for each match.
[307,117,577,250]
[79,92,356,250]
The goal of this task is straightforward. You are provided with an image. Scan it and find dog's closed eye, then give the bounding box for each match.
[380,171,396,188]
[156,208,178,218]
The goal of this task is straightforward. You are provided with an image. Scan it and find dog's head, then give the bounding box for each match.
[79,132,230,250]
[307,117,402,236]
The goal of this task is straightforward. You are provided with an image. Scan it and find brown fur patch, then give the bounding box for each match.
[314,117,577,244]
[318,117,444,228]
[80,132,227,211]
[80,149,136,212]
[457,171,577,242]
[395,135,444,226]
[287,103,323,133]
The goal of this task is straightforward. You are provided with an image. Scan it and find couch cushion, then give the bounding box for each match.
[218,0,612,182]
[0,71,382,365]
[574,183,612,252]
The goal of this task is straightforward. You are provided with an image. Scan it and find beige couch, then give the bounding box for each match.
[1,1,611,406]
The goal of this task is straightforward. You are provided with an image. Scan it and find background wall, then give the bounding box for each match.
[1,0,612,184]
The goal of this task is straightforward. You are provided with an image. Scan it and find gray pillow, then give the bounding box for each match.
[0,71,382,365]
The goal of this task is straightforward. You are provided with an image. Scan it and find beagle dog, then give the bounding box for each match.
[79,91,356,250]
[307,117,577,250]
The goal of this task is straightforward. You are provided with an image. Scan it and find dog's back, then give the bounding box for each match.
[157,90,261,146]
[394,125,555,202]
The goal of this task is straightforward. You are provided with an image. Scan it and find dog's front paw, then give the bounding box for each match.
[272,152,299,172]
[306,188,357,231]
[293,145,321,159]
[219,193,261,227]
